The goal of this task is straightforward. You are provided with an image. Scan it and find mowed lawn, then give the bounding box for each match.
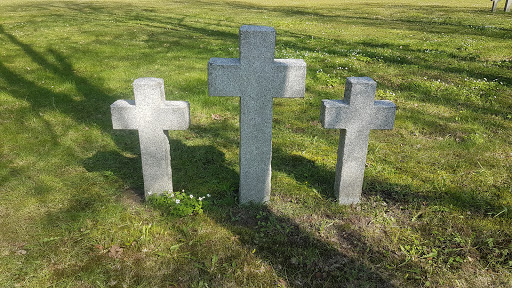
[0,0,511,287]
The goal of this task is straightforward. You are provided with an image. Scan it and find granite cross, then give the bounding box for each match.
[208,25,306,204]
[111,77,190,198]
[320,77,396,205]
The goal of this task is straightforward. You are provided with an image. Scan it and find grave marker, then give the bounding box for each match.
[320,77,396,205]
[111,77,190,198]
[208,25,306,204]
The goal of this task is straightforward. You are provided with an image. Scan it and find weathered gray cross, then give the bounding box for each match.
[208,25,306,204]
[111,77,190,198]
[320,77,396,205]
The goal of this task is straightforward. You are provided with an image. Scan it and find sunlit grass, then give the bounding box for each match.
[1,0,511,287]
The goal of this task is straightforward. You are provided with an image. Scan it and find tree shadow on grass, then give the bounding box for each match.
[71,137,401,287]
[267,147,511,285]
[364,176,511,219]
[168,138,239,201]
[272,146,337,201]
[3,1,510,285]
[272,132,511,220]
[0,25,115,131]
[213,0,512,39]
[83,135,240,202]
[212,203,398,287]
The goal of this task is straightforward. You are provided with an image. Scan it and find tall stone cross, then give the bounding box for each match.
[111,77,190,198]
[208,25,307,204]
[320,77,396,205]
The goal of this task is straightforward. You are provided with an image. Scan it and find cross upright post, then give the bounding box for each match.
[111,77,190,198]
[492,0,500,12]
[320,77,396,205]
[208,25,307,204]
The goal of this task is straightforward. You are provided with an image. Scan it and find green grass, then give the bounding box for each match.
[1,0,511,287]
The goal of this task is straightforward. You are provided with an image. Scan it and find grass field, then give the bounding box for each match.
[1,0,511,287]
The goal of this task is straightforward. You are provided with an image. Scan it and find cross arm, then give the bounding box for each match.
[320,99,350,129]
[111,100,190,131]
[159,101,190,130]
[272,59,307,98]
[371,100,396,130]
[208,58,241,97]
[320,99,396,130]
[111,100,138,130]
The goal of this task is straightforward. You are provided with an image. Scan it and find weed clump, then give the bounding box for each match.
[148,190,210,217]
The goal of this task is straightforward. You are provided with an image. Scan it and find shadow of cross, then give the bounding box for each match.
[320,77,396,205]
[111,78,190,198]
[208,25,306,204]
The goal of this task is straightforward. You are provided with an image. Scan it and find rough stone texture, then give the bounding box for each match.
[320,77,396,205]
[208,25,306,204]
[111,77,190,198]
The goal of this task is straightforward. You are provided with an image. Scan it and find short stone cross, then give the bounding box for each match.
[208,25,307,204]
[320,77,396,205]
[111,77,190,198]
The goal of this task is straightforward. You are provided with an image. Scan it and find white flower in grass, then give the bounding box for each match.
[207,194,211,198]
[190,194,194,199]
[175,199,180,204]
[170,193,175,198]
[199,197,205,201]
